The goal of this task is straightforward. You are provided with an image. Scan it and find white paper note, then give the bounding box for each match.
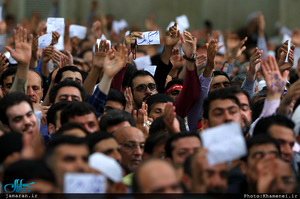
[285,39,291,63]
[217,33,226,54]
[38,33,52,49]
[64,173,106,193]
[0,7,2,22]
[4,51,17,64]
[47,18,65,50]
[133,55,152,70]
[69,25,87,39]
[166,21,175,31]
[200,122,247,166]
[280,26,292,36]
[137,31,160,45]
[176,15,190,30]
[144,65,157,76]
[282,34,291,45]
[95,39,111,50]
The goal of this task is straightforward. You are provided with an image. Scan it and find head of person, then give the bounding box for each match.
[122,63,137,92]
[0,92,38,135]
[86,131,122,163]
[99,109,136,132]
[146,94,174,120]
[132,158,183,193]
[165,132,201,165]
[143,133,169,160]
[27,70,43,104]
[209,71,231,92]
[164,79,184,101]
[44,135,91,190]
[227,86,252,129]
[54,66,83,85]
[78,48,93,70]
[202,87,242,129]
[0,66,17,96]
[149,115,187,135]
[47,101,71,135]
[241,134,281,186]
[3,159,57,193]
[183,151,228,193]
[214,53,226,70]
[104,89,126,113]
[113,126,145,174]
[253,115,295,163]
[49,80,87,105]
[60,102,99,134]
[129,70,158,108]
[54,122,89,137]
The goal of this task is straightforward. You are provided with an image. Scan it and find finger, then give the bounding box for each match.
[95,42,99,53]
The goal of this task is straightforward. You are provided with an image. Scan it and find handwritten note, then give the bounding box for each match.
[144,65,157,76]
[285,39,291,63]
[69,25,87,39]
[112,19,128,34]
[200,122,247,166]
[64,173,106,193]
[4,51,17,64]
[38,33,52,49]
[133,55,152,70]
[137,31,160,45]
[0,7,2,22]
[47,18,65,50]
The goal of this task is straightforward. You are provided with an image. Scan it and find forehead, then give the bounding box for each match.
[121,128,145,142]
[132,75,155,87]
[173,137,201,148]
[68,113,97,123]
[57,86,81,97]
[28,71,42,85]
[62,71,82,80]
[150,102,167,111]
[56,144,89,156]
[249,143,278,154]
[3,74,14,83]
[6,101,32,117]
[209,99,238,111]
[97,138,118,148]
[236,93,249,105]
[211,75,230,85]
[268,125,294,141]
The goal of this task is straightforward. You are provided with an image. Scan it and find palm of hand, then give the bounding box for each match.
[104,55,124,77]
[93,51,106,68]
[12,43,31,64]
[268,73,285,94]
[165,32,179,47]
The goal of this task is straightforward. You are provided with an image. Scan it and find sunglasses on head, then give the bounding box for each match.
[134,83,156,92]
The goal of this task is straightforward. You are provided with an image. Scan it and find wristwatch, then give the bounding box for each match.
[183,53,196,62]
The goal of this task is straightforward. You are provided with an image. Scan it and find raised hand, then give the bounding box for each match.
[93,39,109,69]
[51,31,60,45]
[227,37,247,64]
[206,39,218,63]
[277,40,295,74]
[163,102,180,134]
[170,48,184,69]
[125,32,143,47]
[63,49,73,65]
[181,30,195,58]
[5,27,33,66]
[247,47,263,81]
[133,102,152,138]
[0,54,9,77]
[195,54,207,67]
[42,45,54,63]
[92,20,102,39]
[164,22,180,47]
[125,87,135,114]
[103,44,128,78]
[262,55,289,100]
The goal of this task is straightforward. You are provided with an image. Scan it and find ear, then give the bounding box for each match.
[48,123,56,135]
[3,124,11,133]
[202,117,209,130]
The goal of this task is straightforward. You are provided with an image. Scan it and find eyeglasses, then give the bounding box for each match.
[119,142,145,151]
[134,83,156,92]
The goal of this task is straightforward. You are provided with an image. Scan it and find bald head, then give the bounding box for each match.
[132,159,182,193]
[113,126,145,174]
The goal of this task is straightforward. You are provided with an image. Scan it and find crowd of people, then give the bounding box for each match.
[1,1,300,195]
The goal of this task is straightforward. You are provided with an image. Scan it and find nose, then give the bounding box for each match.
[224,110,234,123]
[282,143,293,160]
[75,158,89,172]
[67,95,73,101]
[133,145,143,156]
[27,87,34,96]
[145,86,152,95]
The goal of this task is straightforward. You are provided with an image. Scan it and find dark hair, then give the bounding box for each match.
[3,160,56,190]
[122,63,137,89]
[212,71,231,83]
[251,98,265,122]
[149,115,186,135]
[146,94,174,115]
[165,132,200,159]
[251,88,268,105]
[0,66,17,87]
[46,101,71,126]
[128,70,155,90]
[203,87,241,119]
[243,134,281,162]
[231,73,247,88]
[228,86,251,107]
[106,89,126,110]
[0,132,23,164]
[253,115,295,137]
[54,66,83,84]
[86,131,117,153]
[60,102,97,125]
[144,133,169,155]
[0,92,33,125]
[99,109,136,132]
[49,80,87,104]
[78,48,93,59]
[54,122,89,137]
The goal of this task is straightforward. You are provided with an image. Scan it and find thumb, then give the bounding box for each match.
[5,46,14,54]
[283,70,290,81]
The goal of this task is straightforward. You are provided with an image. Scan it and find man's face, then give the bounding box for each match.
[204,99,241,128]
[235,93,252,128]
[268,124,294,163]
[53,144,90,189]
[138,160,183,193]
[61,71,83,85]
[104,100,124,113]
[5,101,38,135]
[93,138,122,164]
[149,102,166,120]
[171,137,201,164]
[27,71,43,104]
[214,55,225,70]
[54,86,82,104]
[246,144,279,182]
[209,76,230,92]
[68,113,99,134]
[115,127,145,173]
[132,75,158,108]
[167,89,181,102]
[2,75,14,96]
